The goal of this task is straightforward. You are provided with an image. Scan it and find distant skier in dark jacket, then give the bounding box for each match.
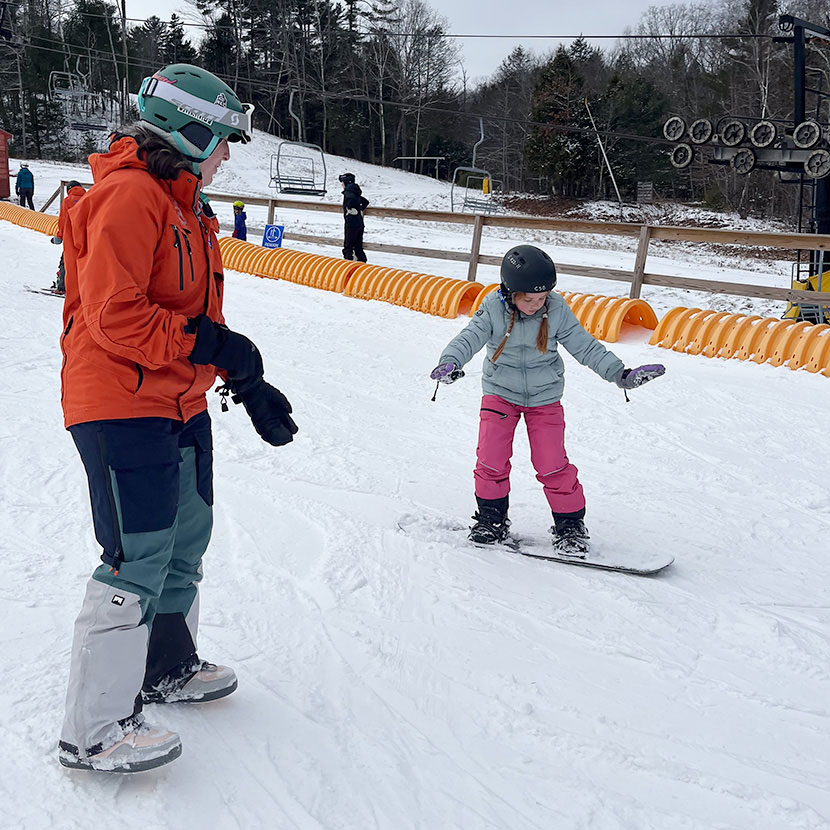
[232,199,247,241]
[15,163,34,209]
[340,172,369,262]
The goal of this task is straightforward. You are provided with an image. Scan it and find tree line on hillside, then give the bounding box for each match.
[2,0,830,219]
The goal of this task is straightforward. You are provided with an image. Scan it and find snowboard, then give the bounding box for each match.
[499,538,673,575]
[25,285,64,298]
[396,513,674,577]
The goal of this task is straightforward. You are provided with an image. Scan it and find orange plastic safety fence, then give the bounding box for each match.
[558,292,658,342]
[0,203,58,236]
[211,237,494,319]
[470,286,657,341]
[648,306,830,375]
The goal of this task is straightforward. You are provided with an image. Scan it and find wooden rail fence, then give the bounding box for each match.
[39,180,830,307]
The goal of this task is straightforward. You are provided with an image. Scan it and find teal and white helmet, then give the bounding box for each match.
[137,64,254,171]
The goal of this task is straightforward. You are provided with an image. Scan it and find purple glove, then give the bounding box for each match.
[430,362,465,384]
[616,364,666,390]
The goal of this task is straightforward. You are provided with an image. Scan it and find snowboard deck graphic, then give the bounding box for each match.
[396,513,674,576]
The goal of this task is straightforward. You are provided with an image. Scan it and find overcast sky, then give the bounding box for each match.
[135,0,681,80]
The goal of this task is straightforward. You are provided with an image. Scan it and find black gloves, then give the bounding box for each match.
[189,315,298,446]
[188,315,263,392]
[234,380,298,447]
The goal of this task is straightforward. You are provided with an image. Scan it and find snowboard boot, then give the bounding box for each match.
[58,714,182,773]
[142,655,238,705]
[469,496,511,545]
[551,511,590,558]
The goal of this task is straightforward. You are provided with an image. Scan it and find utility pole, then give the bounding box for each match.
[120,0,128,124]
[779,15,830,271]
[15,51,26,156]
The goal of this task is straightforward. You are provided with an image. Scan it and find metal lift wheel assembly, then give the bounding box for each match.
[663,116,687,142]
[719,119,747,147]
[731,148,757,175]
[689,118,714,144]
[670,144,694,169]
[750,120,778,148]
[804,148,830,178]
[793,119,823,149]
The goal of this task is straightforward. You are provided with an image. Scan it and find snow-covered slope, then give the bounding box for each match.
[1,192,829,828]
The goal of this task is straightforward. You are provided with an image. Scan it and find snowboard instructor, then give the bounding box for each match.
[57,63,297,773]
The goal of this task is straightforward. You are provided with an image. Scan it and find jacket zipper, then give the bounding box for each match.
[198,223,213,313]
[60,315,74,403]
[171,225,183,290]
[519,314,529,404]
[183,230,195,283]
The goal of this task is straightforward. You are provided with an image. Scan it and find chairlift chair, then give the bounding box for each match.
[450,165,500,214]
[49,71,87,100]
[269,141,327,197]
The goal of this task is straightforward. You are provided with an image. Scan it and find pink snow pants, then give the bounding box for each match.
[474,394,585,513]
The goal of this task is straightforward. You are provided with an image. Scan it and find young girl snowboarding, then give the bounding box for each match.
[430,245,664,557]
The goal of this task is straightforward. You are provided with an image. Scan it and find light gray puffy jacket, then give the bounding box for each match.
[438,291,625,407]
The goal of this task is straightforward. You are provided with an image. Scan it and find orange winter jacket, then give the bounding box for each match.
[56,185,86,240]
[60,135,226,427]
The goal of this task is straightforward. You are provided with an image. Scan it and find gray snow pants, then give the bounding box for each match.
[60,412,213,757]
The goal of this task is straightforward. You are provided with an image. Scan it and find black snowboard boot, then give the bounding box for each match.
[469,496,510,545]
[551,510,590,558]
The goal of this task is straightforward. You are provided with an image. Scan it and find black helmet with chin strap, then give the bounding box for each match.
[500,245,557,295]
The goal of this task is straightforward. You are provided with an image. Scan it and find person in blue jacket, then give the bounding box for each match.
[232,200,247,240]
[15,163,35,209]
[430,245,665,557]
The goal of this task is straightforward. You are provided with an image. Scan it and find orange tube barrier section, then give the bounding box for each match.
[559,292,658,342]
[8,220,830,370]
[191,237,493,319]
[648,306,830,374]
[470,283,501,314]
[0,203,59,236]
[470,285,657,341]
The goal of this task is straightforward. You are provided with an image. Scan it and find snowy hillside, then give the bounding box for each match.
[1,146,829,829]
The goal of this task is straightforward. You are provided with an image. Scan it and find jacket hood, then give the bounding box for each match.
[88,135,149,183]
[345,182,363,197]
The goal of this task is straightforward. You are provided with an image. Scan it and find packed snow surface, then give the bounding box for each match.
[1,144,829,829]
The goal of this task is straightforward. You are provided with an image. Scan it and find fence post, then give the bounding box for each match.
[39,182,63,213]
[467,213,485,282]
[267,199,275,226]
[630,224,651,299]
